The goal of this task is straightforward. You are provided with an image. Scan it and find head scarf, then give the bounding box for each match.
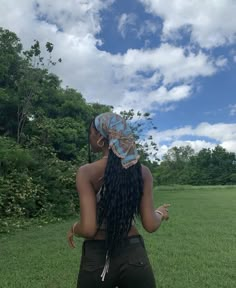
[94,112,140,169]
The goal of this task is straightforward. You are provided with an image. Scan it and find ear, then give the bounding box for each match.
[97,135,105,142]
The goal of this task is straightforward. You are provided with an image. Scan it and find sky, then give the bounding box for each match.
[1,0,236,159]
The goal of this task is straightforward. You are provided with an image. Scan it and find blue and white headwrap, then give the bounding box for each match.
[94,112,140,169]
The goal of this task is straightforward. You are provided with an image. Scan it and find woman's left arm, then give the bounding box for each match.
[67,165,97,248]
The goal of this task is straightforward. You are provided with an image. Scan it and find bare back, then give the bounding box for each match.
[82,159,154,240]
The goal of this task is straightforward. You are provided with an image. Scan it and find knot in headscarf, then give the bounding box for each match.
[94,112,140,169]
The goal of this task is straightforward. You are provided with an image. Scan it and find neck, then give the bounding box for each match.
[101,148,109,157]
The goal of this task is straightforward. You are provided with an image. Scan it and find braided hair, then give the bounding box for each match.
[89,119,143,256]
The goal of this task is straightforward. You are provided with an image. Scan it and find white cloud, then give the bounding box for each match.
[147,85,191,105]
[137,20,160,39]
[117,15,159,39]
[171,140,216,152]
[195,122,236,142]
[215,56,228,68]
[147,139,217,161]
[221,141,236,152]
[34,0,109,36]
[139,0,236,48]
[156,139,216,160]
[149,122,236,158]
[120,44,216,85]
[155,122,236,144]
[55,42,217,109]
[115,84,191,112]
[118,13,137,38]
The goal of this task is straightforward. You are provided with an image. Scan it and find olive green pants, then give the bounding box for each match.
[77,235,156,288]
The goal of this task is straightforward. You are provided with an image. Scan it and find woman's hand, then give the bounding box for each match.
[67,225,76,249]
[155,203,171,221]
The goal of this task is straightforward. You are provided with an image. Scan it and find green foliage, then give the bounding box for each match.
[157,145,236,185]
[0,28,22,89]
[28,116,87,160]
[0,170,47,218]
[0,28,114,232]
[0,136,33,174]
[0,137,79,232]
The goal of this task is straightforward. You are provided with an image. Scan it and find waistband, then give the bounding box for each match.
[83,234,144,250]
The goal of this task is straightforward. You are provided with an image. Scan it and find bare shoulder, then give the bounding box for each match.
[141,164,153,181]
[78,163,92,172]
[77,161,105,182]
[77,163,94,178]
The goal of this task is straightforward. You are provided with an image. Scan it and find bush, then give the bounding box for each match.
[0,170,47,218]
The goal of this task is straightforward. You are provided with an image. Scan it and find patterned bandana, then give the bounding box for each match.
[94,112,140,169]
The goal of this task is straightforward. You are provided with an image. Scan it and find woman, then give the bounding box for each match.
[67,112,170,288]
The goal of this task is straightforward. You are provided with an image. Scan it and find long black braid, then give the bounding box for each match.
[88,119,144,256]
[98,150,143,256]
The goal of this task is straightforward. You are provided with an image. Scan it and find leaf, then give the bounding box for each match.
[46,42,54,53]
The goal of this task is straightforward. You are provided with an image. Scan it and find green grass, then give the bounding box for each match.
[1,186,236,288]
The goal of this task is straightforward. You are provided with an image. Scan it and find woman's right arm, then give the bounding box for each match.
[140,165,168,233]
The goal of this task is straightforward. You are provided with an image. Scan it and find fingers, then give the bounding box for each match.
[71,240,76,249]
[163,214,169,221]
[68,237,76,248]
[163,204,170,213]
[67,232,76,249]
[161,204,171,221]
[163,203,171,208]
[162,204,170,213]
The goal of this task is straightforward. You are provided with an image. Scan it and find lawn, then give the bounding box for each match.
[0,186,236,288]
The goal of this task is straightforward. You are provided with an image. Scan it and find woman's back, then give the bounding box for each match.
[84,158,160,240]
[84,157,142,240]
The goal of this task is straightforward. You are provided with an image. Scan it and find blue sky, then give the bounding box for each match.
[1,0,236,158]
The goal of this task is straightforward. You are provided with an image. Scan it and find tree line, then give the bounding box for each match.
[153,145,236,185]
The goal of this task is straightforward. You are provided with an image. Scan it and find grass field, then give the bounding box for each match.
[0,186,236,288]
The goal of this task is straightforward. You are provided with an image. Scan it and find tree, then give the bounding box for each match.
[0,29,62,143]
[157,146,195,184]
[0,29,22,137]
[0,28,22,89]
[16,40,62,143]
